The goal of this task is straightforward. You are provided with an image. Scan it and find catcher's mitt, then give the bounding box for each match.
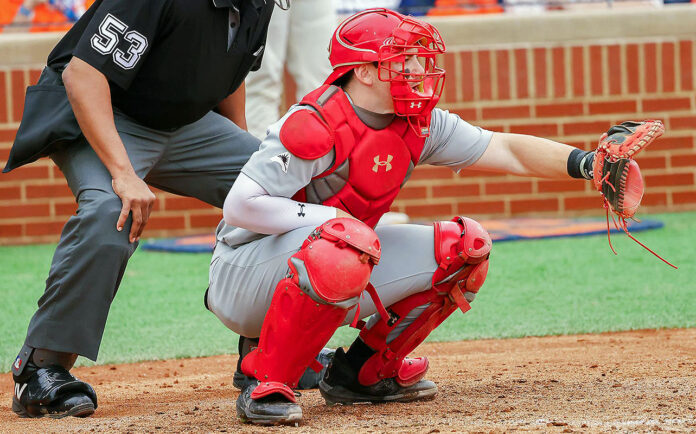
[592,120,676,268]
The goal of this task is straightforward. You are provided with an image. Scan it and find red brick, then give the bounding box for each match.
[552,46,566,98]
[164,196,214,211]
[537,179,586,193]
[514,48,529,99]
[564,194,602,211]
[634,155,666,170]
[644,43,657,93]
[0,186,21,200]
[460,51,475,101]
[650,135,693,151]
[54,202,78,216]
[641,192,668,207]
[510,198,558,213]
[571,46,585,97]
[669,152,696,168]
[679,40,693,91]
[0,71,7,124]
[607,45,622,95]
[409,166,453,181]
[26,183,72,199]
[29,69,42,86]
[456,200,505,215]
[645,173,694,187]
[11,70,26,123]
[452,108,477,121]
[496,50,510,100]
[536,102,583,118]
[25,221,64,237]
[404,203,452,218]
[643,97,691,112]
[673,191,696,204]
[626,44,640,94]
[396,186,427,200]
[485,181,532,195]
[1,165,50,181]
[563,120,611,136]
[190,213,223,228]
[0,223,22,237]
[431,184,479,198]
[478,50,492,101]
[0,129,17,143]
[588,100,637,115]
[661,42,675,93]
[0,203,50,218]
[145,215,186,230]
[670,116,696,130]
[508,123,558,136]
[458,169,506,179]
[443,53,457,103]
[481,105,530,120]
[533,47,547,98]
[589,45,604,96]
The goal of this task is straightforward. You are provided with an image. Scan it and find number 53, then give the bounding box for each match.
[90,13,149,70]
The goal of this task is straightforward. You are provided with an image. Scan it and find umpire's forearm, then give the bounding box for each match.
[63,57,135,178]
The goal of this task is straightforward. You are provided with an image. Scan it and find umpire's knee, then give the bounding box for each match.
[76,190,135,247]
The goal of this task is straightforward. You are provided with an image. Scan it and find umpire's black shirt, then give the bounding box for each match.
[47,0,273,131]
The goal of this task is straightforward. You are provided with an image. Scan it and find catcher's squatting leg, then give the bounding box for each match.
[235,218,382,424]
[319,216,492,405]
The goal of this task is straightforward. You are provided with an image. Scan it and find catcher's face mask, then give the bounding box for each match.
[325,8,446,137]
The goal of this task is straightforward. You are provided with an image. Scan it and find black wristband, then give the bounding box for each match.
[567,149,595,180]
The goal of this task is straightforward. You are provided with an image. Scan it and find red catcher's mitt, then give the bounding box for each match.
[592,120,675,268]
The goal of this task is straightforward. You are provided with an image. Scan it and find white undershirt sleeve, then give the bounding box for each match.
[223,173,337,235]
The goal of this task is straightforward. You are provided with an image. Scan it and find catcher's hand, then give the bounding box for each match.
[592,120,675,268]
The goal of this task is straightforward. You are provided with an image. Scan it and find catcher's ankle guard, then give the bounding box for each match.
[358,216,491,386]
[242,218,381,389]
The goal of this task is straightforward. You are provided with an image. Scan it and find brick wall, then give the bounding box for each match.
[1,15,696,244]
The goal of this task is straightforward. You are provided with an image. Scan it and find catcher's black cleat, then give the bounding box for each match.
[233,336,334,390]
[319,347,437,405]
[12,363,97,419]
[236,381,302,426]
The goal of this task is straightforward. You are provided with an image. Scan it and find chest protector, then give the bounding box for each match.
[282,85,426,227]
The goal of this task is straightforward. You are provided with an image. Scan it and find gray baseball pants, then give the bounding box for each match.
[23,109,259,361]
[207,223,439,342]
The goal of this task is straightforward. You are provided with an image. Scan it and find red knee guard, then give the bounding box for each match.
[357,216,491,386]
[241,218,381,392]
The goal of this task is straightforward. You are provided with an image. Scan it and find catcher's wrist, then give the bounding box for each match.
[567,149,595,180]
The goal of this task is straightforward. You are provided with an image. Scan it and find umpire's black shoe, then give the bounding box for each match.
[12,362,97,418]
[319,347,438,405]
[233,336,334,390]
[236,381,302,426]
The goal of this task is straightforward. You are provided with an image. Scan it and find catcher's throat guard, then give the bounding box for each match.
[592,120,676,268]
[357,216,491,386]
[241,218,382,401]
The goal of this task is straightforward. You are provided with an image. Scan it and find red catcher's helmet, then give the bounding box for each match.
[325,8,446,137]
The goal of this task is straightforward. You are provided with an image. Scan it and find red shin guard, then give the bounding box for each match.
[358,216,491,386]
[241,219,381,395]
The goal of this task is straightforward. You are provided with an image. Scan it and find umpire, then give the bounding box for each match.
[4,0,277,419]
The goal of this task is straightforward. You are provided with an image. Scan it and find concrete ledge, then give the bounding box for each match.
[0,32,63,67]
[428,5,696,48]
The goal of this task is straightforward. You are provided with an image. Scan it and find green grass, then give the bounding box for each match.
[1,212,693,372]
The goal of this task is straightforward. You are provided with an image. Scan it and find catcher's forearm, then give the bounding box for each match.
[482,132,576,178]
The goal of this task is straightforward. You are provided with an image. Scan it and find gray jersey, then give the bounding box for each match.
[217,106,493,247]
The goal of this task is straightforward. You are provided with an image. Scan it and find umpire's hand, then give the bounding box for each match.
[112,172,156,243]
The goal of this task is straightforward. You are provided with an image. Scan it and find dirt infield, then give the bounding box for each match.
[1,328,694,433]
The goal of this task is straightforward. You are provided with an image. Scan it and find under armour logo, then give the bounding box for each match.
[297,203,306,217]
[410,101,422,108]
[372,155,393,173]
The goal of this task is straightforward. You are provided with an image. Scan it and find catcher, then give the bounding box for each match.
[206,8,665,425]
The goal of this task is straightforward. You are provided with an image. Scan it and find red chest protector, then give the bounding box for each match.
[282,85,426,227]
